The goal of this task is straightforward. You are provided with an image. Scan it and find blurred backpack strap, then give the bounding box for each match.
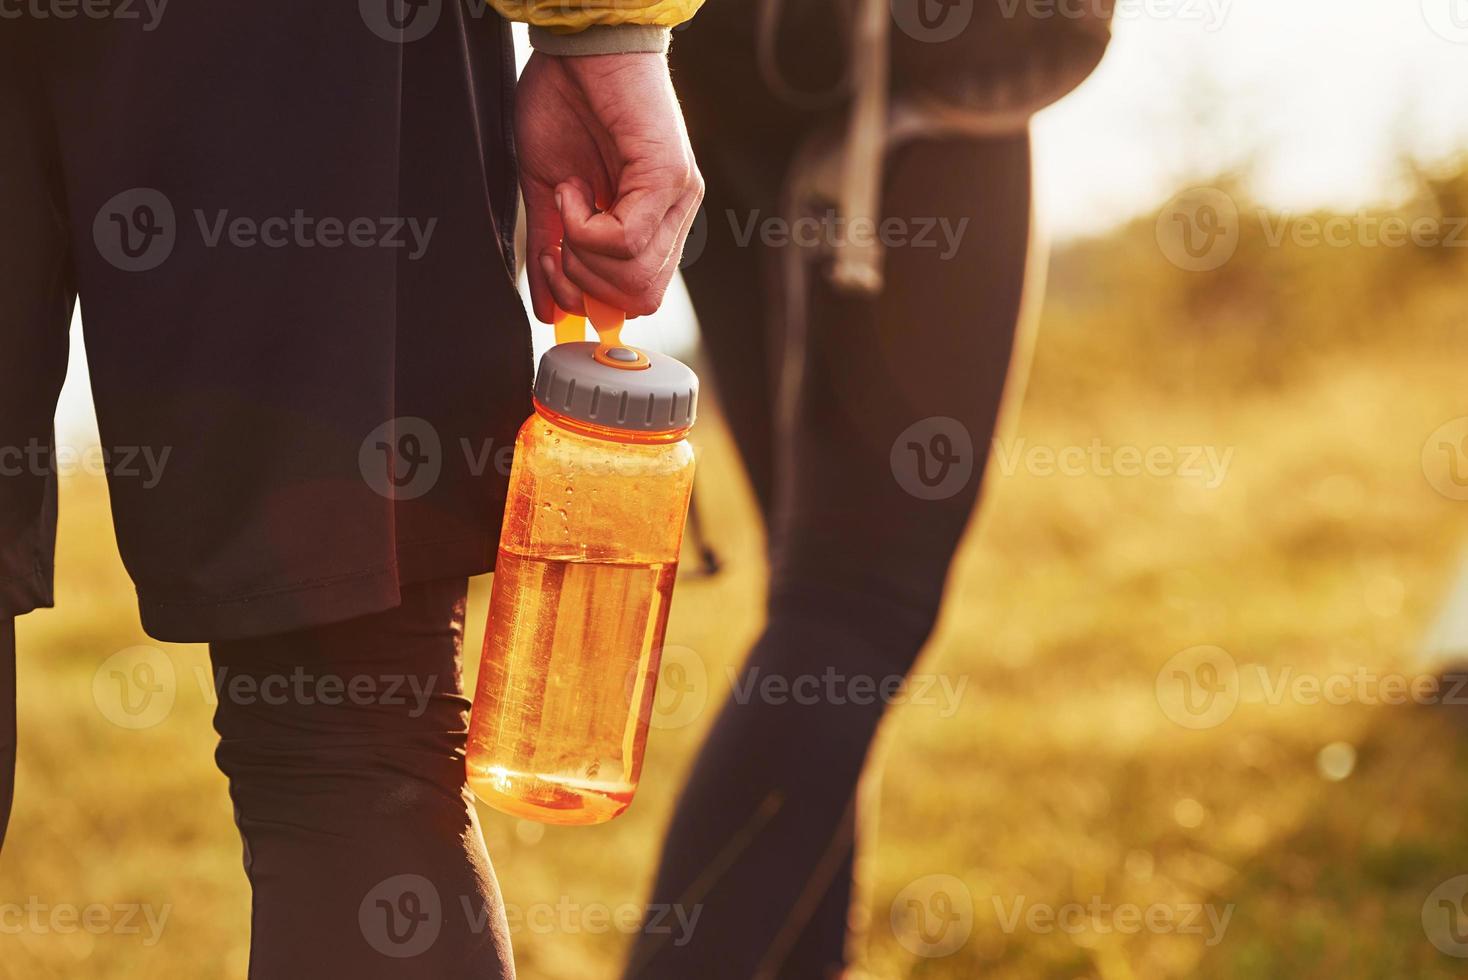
[829,0,889,294]
[0,617,14,855]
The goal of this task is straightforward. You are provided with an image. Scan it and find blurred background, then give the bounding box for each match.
[8,1,1468,977]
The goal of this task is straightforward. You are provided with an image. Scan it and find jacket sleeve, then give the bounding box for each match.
[491,0,705,56]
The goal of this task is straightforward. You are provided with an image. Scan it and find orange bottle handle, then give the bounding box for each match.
[585,295,625,348]
[548,242,644,365]
[551,299,621,345]
[553,307,587,346]
[552,298,649,370]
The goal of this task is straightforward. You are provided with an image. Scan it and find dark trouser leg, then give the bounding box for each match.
[0,18,73,860]
[630,134,1033,979]
[209,578,513,979]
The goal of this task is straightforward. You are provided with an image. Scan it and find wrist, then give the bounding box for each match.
[528,24,671,57]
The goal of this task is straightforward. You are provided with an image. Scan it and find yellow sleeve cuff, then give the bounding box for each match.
[490,0,703,32]
[528,23,671,56]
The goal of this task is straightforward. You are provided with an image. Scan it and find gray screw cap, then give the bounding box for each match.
[534,342,698,433]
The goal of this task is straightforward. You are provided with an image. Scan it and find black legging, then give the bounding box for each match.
[209,578,514,979]
[628,12,1034,979]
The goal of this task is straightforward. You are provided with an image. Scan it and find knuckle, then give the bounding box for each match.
[630,259,659,293]
[622,228,648,258]
[564,222,591,248]
[616,266,653,298]
[632,283,666,317]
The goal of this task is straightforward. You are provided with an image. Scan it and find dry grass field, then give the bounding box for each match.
[6,170,1468,978]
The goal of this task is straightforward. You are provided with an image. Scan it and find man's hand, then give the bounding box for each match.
[516,51,704,323]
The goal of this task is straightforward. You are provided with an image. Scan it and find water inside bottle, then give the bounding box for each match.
[467,546,677,825]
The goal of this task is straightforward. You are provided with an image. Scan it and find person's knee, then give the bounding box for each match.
[207,582,475,824]
[210,669,472,809]
[764,576,946,674]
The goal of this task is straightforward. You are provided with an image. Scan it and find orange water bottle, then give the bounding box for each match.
[466,314,698,825]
